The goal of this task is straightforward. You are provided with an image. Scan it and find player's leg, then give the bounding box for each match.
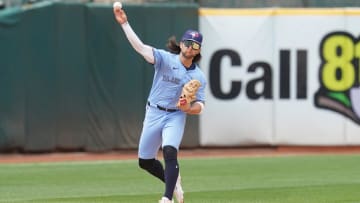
[138,107,165,182]
[139,158,165,182]
[161,112,186,202]
[162,145,179,200]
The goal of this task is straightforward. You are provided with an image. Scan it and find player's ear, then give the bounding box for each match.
[179,41,184,49]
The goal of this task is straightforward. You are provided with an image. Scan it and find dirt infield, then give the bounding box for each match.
[1,146,360,164]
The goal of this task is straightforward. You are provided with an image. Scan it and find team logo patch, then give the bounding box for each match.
[191,32,200,38]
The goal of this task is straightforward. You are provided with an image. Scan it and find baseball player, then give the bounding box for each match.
[113,5,207,203]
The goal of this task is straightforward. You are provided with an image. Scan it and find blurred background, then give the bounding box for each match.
[1,0,360,153]
[2,0,360,9]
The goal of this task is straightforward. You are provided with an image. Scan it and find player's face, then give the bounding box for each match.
[180,40,201,59]
[183,40,201,50]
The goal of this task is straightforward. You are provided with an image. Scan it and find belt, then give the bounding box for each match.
[147,101,178,112]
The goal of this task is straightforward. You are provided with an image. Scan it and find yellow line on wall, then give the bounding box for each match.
[199,8,360,16]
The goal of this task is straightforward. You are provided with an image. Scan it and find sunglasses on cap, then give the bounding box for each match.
[182,40,201,50]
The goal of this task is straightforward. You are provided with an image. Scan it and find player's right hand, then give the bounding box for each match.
[113,6,127,25]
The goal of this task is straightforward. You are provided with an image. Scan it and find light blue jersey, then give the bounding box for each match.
[138,48,207,159]
[147,48,206,109]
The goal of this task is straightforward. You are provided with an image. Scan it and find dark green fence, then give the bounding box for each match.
[0,1,199,152]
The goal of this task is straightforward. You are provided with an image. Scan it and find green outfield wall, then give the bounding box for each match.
[0,1,199,152]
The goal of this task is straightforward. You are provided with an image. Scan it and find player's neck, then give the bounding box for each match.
[179,55,193,68]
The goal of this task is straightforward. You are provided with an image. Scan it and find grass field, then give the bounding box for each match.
[1,154,360,203]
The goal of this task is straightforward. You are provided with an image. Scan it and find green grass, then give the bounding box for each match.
[1,154,360,203]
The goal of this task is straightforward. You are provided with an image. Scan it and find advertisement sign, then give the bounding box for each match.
[199,8,360,146]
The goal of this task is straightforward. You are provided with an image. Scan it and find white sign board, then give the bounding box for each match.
[199,8,360,146]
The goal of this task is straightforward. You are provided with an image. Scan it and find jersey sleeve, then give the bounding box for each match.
[195,71,207,103]
[153,48,168,71]
[196,80,206,103]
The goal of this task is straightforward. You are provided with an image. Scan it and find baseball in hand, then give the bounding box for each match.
[113,1,122,9]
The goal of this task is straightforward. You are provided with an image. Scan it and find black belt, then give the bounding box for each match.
[147,102,178,112]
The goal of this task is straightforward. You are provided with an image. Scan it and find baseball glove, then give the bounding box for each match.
[176,79,201,107]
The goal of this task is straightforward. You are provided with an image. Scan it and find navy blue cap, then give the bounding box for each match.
[181,30,203,45]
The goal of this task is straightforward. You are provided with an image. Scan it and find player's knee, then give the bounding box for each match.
[162,145,178,161]
[138,158,155,170]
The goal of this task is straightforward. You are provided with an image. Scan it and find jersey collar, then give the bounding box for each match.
[184,63,196,71]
